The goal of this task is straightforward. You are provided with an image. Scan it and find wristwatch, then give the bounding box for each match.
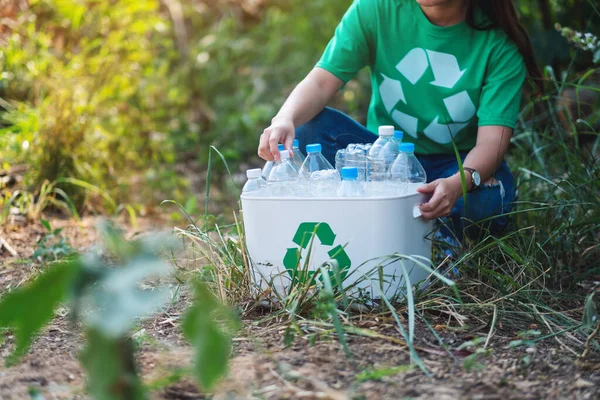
[462,167,481,192]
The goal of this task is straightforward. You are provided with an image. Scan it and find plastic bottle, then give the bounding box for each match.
[387,142,427,194]
[242,168,268,195]
[262,144,285,181]
[292,139,306,170]
[367,126,399,194]
[268,150,299,197]
[299,143,334,177]
[335,149,347,174]
[345,143,371,182]
[298,143,339,196]
[337,167,365,197]
[393,130,404,147]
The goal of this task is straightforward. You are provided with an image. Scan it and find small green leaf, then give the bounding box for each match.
[0,260,79,363]
[40,219,51,232]
[80,328,146,400]
[355,365,412,383]
[79,257,171,337]
[463,353,483,372]
[283,325,296,348]
[182,282,239,390]
[28,387,46,400]
[508,340,525,349]
[582,292,598,328]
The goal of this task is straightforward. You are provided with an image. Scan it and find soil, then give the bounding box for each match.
[0,217,599,400]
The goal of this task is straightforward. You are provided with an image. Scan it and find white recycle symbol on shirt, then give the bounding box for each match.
[379,48,476,144]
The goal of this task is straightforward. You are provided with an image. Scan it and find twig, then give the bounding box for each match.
[535,305,579,356]
[581,323,600,359]
[484,305,498,349]
[0,236,19,257]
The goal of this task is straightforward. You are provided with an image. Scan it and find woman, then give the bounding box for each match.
[257,0,542,241]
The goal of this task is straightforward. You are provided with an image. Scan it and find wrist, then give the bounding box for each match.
[450,171,473,192]
[272,114,294,127]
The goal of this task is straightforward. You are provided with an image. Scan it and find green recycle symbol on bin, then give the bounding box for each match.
[283,222,351,284]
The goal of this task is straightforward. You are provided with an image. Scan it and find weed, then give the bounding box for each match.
[456,337,492,372]
[508,330,542,366]
[355,365,413,383]
[1,180,79,224]
[33,219,74,262]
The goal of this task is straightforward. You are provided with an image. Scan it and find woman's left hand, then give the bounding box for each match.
[417,175,464,220]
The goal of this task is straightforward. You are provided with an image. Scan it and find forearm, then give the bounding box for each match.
[272,68,343,127]
[459,125,513,189]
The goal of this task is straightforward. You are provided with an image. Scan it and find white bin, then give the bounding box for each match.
[240,186,434,300]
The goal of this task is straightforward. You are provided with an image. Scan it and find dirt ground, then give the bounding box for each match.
[0,217,599,400]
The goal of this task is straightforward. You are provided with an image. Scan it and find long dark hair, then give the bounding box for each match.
[466,0,544,93]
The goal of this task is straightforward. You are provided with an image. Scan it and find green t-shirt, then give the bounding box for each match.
[316,0,526,155]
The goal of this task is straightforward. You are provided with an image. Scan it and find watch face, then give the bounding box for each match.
[472,171,481,186]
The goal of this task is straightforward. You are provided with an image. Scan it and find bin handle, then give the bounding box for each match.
[413,205,423,219]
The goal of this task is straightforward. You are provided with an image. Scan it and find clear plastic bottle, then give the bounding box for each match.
[387,142,427,194]
[345,143,371,182]
[309,170,340,197]
[262,143,285,181]
[299,143,339,196]
[268,150,299,197]
[299,143,334,177]
[393,130,404,147]
[335,148,347,174]
[337,167,365,197]
[242,168,268,195]
[292,139,306,170]
[367,126,399,194]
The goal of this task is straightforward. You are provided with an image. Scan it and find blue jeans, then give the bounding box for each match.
[295,107,515,242]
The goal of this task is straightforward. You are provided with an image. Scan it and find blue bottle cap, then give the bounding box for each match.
[306,143,322,153]
[399,143,415,153]
[341,167,358,180]
[278,144,285,151]
[394,130,404,140]
[293,139,299,148]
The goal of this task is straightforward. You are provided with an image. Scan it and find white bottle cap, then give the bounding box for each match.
[246,168,262,179]
[279,150,291,160]
[379,125,395,136]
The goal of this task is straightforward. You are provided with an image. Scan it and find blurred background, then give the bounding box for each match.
[0,0,598,222]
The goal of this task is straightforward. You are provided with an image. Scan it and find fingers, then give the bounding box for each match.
[420,202,452,220]
[419,189,444,214]
[258,133,273,161]
[419,180,454,220]
[284,135,294,158]
[258,121,295,161]
[417,181,436,194]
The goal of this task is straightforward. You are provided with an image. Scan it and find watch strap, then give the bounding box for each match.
[462,167,478,192]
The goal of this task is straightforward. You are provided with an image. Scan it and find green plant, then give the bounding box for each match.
[556,24,600,63]
[0,0,184,211]
[508,330,542,366]
[33,219,75,262]
[0,220,238,397]
[1,180,79,224]
[355,365,413,383]
[456,337,492,372]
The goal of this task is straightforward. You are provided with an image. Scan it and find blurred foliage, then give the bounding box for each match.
[0,0,184,212]
[0,0,598,214]
[0,220,237,396]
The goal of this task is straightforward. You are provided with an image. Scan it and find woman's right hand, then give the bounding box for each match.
[258,118,295,161]
[257,68,343,162]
